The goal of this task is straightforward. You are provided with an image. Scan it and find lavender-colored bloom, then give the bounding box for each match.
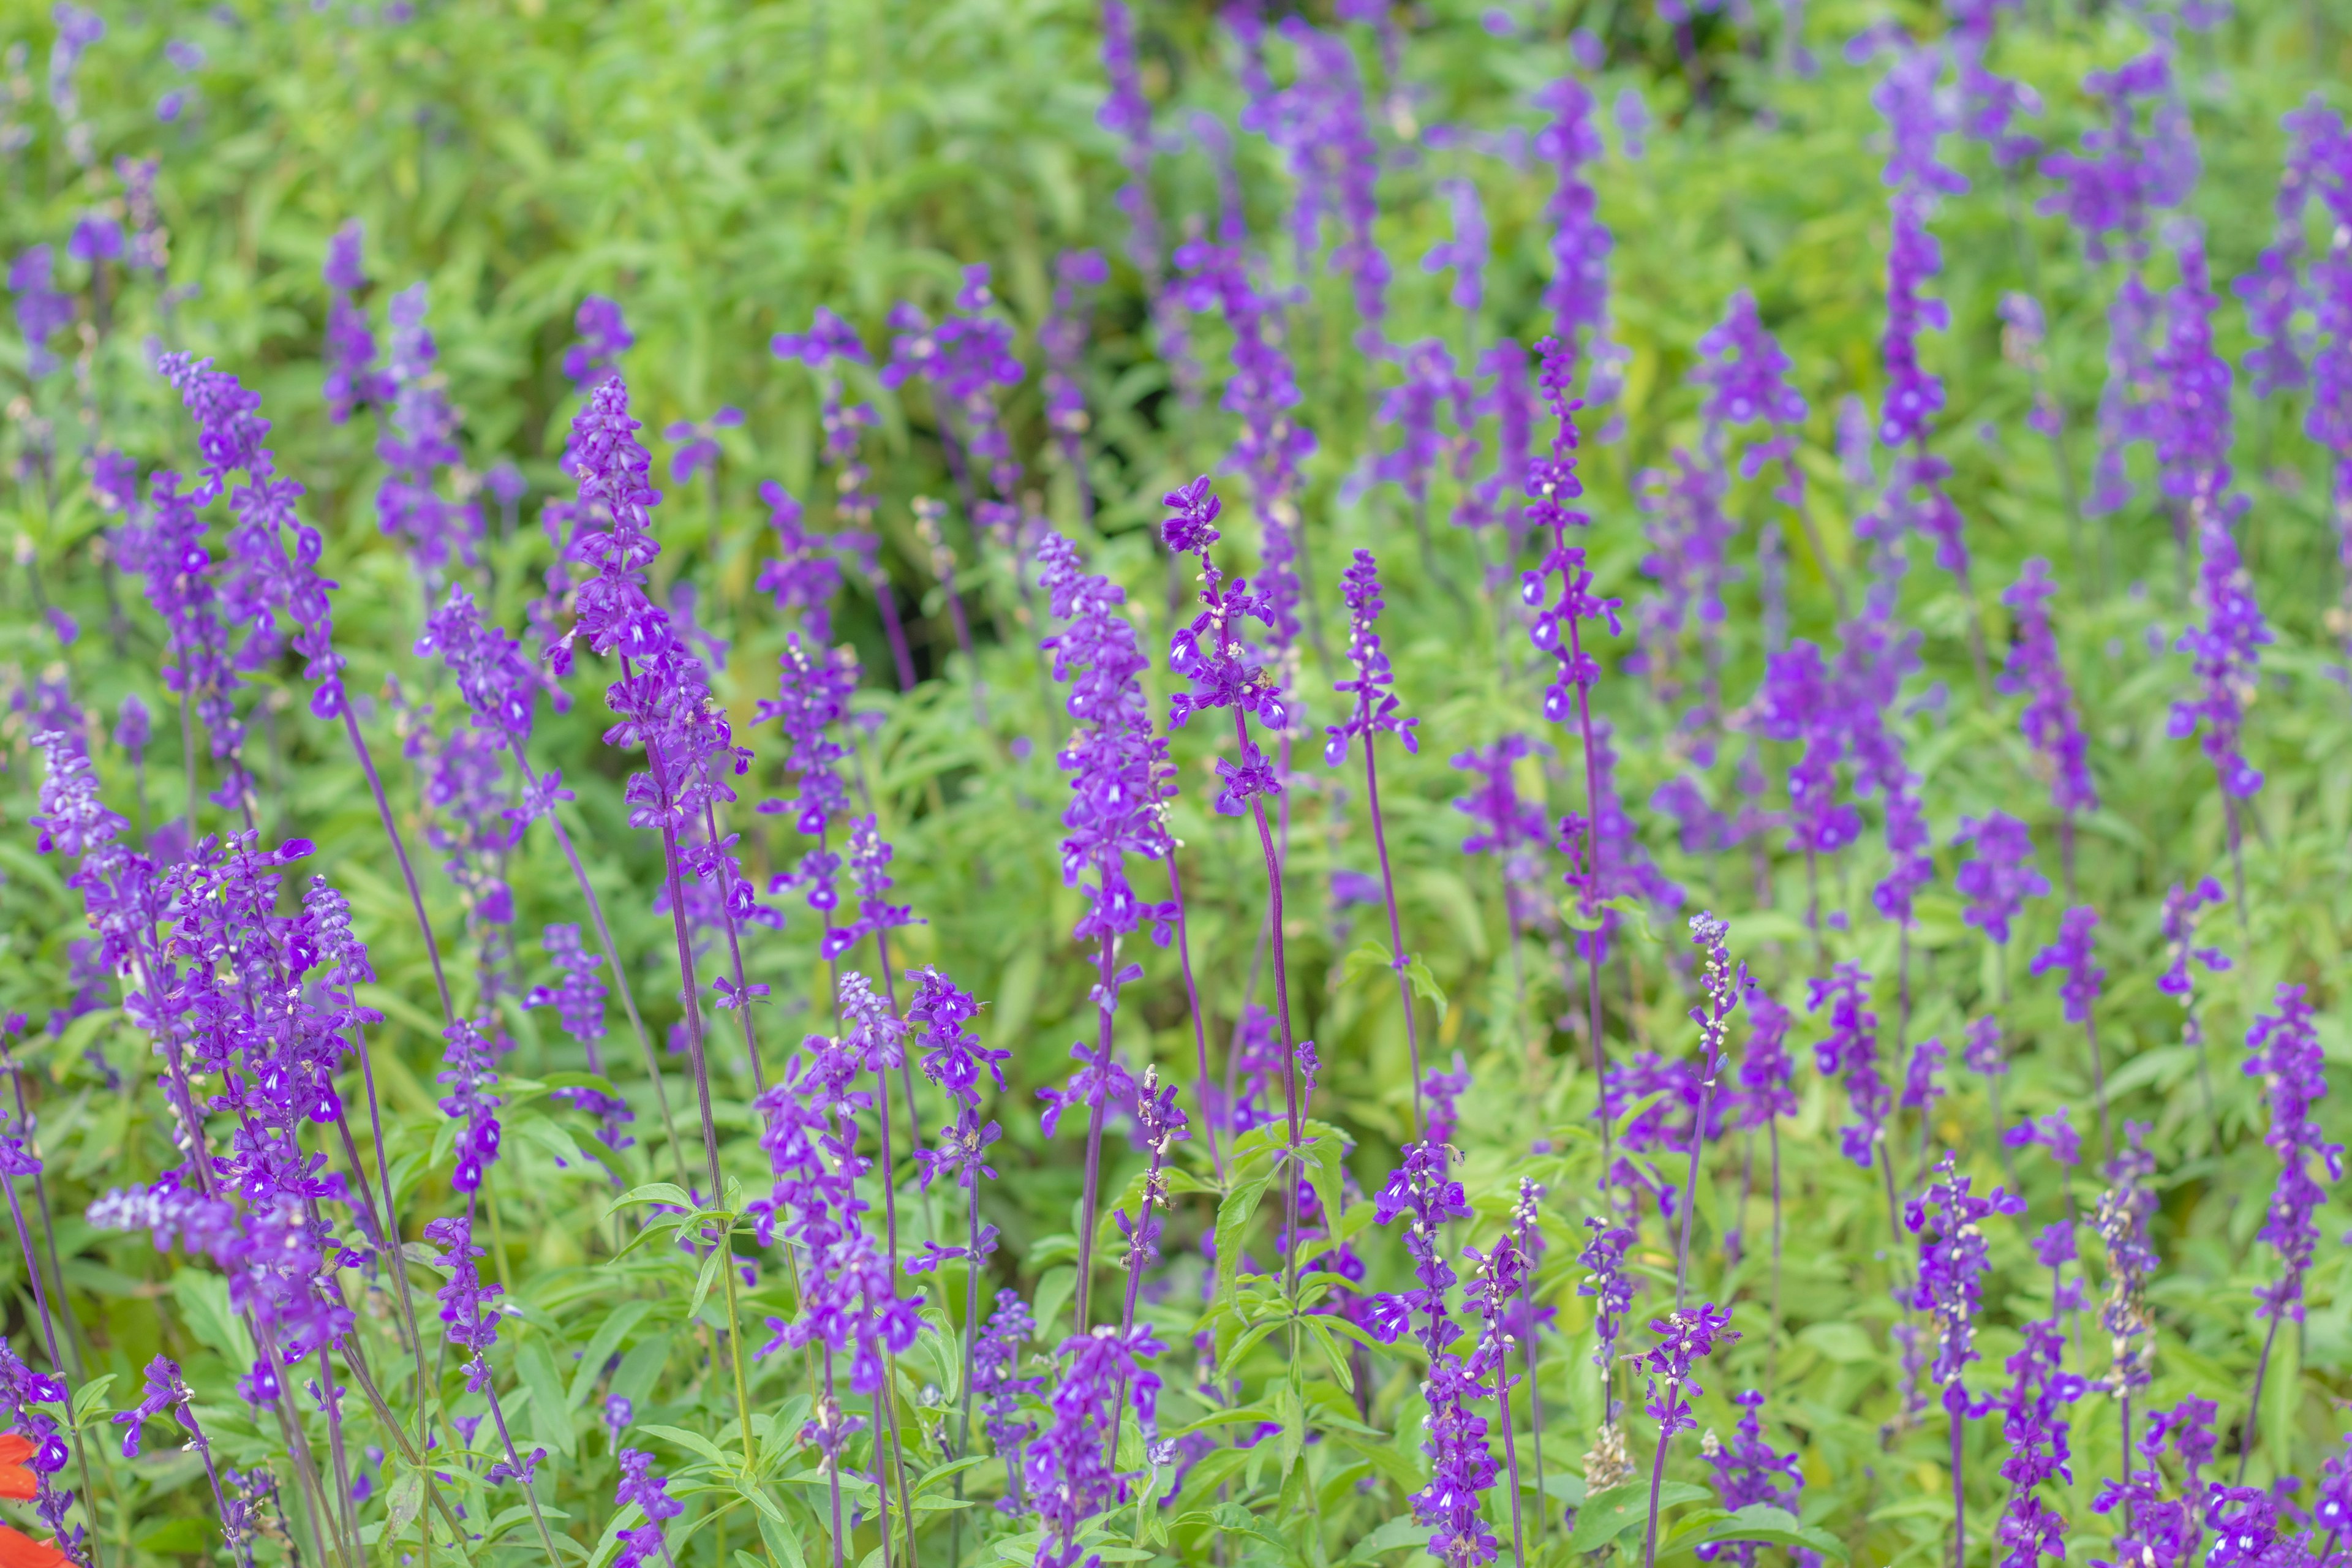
[1243,18,1387,346]
[527,926,631,1154]
[2092,1128,2159,1406]
[0,1340,79,1565]
[563,295,633,388]
[1534,78,1610,364]
[1041,250,1107,498]
[2038,53,2196,265]
[1951,813,2048,946]
[1808,963,1887,1167]
[66,214,119,265]
[1693,292,1809,492]
[1999,561,2097,816]
[1699,1392,1815,1568]
[1747,643,1858,857]
[1640,1302,1737,1441]
[1027,1323,1164,1568]
[1038,531,1176,952]
[881,268,1027,538]
[1962,1016,2005,1079]
[377,284,482,589]
[612,1450,684,1568]
[1523,334,1622,719]
[2029,906,2103,1026]
[2005,1109,2081,1170]
[2157,878,2229,1000]
[1994,1312,2084,1564]
[436,1017,502,1194]
[426,1215,502,1386]
[1371,1140,1492,1565]
[1578,1208,1636,1412]
[1325,549,1417,766]
[11,246,73,378]
[1422,178,1488,314]
[1098,1,1163,281]
[1169,243,1314,649]
[1907,1159,2024,1406]
[2244,986,2341,1323]
[1900,1037,1944,1115]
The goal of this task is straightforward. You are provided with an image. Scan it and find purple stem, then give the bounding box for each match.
[1359,731,1425,1135]
[340,704,455,1027]
[700,799,768,1093]
[1074,932,1120,1329]
[872,565,919,693]
[1234,706,1306,1298]
[2236,1301,2288,1485]
[480,1376,565,1567]
[1164,855,1224,1178]
[1564,614,1610,1173]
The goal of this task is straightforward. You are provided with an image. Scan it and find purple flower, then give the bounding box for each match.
[1905,1158,2024,1402]
[1746,643,1859,858]
[1038,530,1177,952]
[1900,1037,1945,1115]
[1325,549,1417,766]
[612,1450,684,1568]
[1693,291,1809,491]
[528,926,632,1153]
[1952,813,2048,946]
[2029,905,2103,1026]
[562,295,633,388]
[1243,19,1387,346]
[1998,560,2097,816]
[436,1017,502,1194]
[322,221,386,423]
[663,405,742,486]
[1578,1208,1636,1416]
[1700,1392,1815,1568]
[1159,477,1290,815]
[1098,2,1163,282]
[1168,243,1313,648]
[426,1215,502,1382]
[2157,878,2230,1000]
[2005,1109,2081,1170]
[1534,78,1610,363]
[1640,1302,1737,1441]
[11,246,72,379]
[1422,178,1488,314]
[1962,1016,2005,1079]
[1808,963,1887,1167]
[375,284,483,589]
[2244,986,2342,1322]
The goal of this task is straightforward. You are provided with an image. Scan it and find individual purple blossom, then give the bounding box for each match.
[612,1450,684,1568]
[662,406,741,486]
[1899,1037,1944,1115]
[1692,291,1809,496]
[1747,643,1858,860]
[2244,986,2340,1324]
[2005,1109,2081,1171]
[1325,549,1417,765]
[1962,1016,2005,1078]
[1906,1158,2024,1399]
[1999,560,2098,819]
[1808,963,1887,1168]
[1736,981,1798,1128]
[426,1215,502,1380]
[0,1340,79,1566]
[10,246,72,378]
[66,214,118,265]
[2030,906,2103,1026]
[1951,813,2048,946]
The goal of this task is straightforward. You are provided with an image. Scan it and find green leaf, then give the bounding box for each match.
[609,1182,695,1215]
[1341,1515,1431,1562]
[383,1472,423,1544]
[1213,1172,1273,1305]
[1677,1505,1849,1562]
[568,1300,656,1408]
[1565,1480,1713,1553]
[688,1243,729,1325]
[70,1373,116,1424]
[514,1335,577,1457]
[1030,1266,1077,1344]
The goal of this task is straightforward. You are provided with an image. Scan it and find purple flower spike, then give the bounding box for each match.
[1951,813,2048,946]
[613,1450,684,1568]
[1807,963,1887,1168]
[1999,560,2098,818]
[2244,986,2341,1324]
[2157,878,2230,1000]
[1325,549,1416,766]
[2029,906,2103,1025]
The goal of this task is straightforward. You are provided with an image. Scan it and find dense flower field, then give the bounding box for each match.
[0,0,2348,1564]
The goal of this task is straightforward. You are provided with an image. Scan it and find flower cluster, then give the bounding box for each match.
[2244,986,2341,1321]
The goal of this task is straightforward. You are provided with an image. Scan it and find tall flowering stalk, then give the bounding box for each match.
[154,353,458,1025]
[1904,1157,2023,1568]
[1998,561,2097,892]
[1638,1303,1738,1568]
[1325,550,1424,1122]
[1036,530,1176,1326]
[557,375,755,1190]
[2029,907,2112,1167]
[417,585,688,1185]
[771,307,915,690]
[1735,979,1796,1392]
[1672,914,1741,1310]
[424,1216,562,1564]
[1160,477,1311,1284]
[1371,1142,1493,1566]
[1953,810,2048,1161]
[1692,290,1842,613]
[1465,1235,1531,1568]
[2157,878,2230,1137]
[1521,334,1623,1161]
[2236,986,2340,1483]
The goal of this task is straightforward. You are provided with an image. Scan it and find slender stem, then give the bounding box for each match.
[481,1377,566,1568]
[1639,1412,1673,1568]
[1673,1066,1716,1311]
[1360,736,1424,1136]
[1950,1395,1966,1568]
[2236,1301,2288,1485]
[340,704,455,1027]
[1766,1118,1783,1401]
[819,1351,846,1568]
[1566,615,1610,1175]
[1164,854,1223,1179]
[700,799,768,1095]
[719,1226,756,1468]
[870,929,932,1244]
[1498,1363,1527,1568]
[1,1054,83,1380]
[1074,932,1120,1330]
[1238,733,1305,1303]
[862,1019,916,1564]
[507,739,691,1188]
[2082,1012,2114,1172]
